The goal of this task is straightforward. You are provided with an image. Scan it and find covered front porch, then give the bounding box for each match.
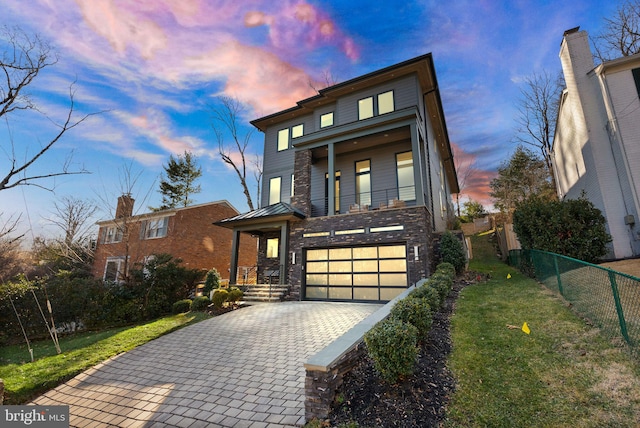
[215,202,305,286]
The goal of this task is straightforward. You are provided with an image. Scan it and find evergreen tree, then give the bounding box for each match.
[154,151,202,211]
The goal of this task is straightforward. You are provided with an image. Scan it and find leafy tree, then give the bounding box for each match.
[153,151,202,211]
[461,200,487,223]
[490,146,556,222]
[203,267,221,296]
[513,196,611,263]
[439,231,466,275]
[593,0,640,61]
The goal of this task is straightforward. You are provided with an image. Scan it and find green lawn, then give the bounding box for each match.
[445,233,640,427]
[0,312,210,404]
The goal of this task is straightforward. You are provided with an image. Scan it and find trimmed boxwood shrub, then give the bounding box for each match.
[172,299,192,314]
[211,288,229,309]
[191,296,211,311]
[227,288,243,305]
[430,272,453,301]
[410,284,442,310]
[364,317,418,383]
[390,296,433,339]
[439,231,466,274]
[436,262,456,278]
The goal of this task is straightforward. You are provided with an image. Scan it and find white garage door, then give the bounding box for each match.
[304,245,408,302]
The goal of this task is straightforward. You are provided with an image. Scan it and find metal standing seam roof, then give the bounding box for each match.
[215,202,306,227]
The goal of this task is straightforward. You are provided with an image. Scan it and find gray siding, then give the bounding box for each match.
[309,141,413,214]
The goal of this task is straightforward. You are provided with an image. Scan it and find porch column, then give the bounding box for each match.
[279,222,289,284]
[229,229,240,285]
[328,142,336,216]
[410,123,426,206]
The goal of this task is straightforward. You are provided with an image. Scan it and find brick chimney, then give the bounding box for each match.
[116,194,135,218]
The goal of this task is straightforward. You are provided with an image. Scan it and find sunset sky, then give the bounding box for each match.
[1,0,619,240]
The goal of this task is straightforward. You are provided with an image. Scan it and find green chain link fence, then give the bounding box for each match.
[510,249,640,355]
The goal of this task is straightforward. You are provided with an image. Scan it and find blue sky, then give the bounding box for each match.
[1,0,618,241]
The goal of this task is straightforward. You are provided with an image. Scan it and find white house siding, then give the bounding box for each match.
[553,29,639,258]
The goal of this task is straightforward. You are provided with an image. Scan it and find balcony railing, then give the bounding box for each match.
[310,186,416,217]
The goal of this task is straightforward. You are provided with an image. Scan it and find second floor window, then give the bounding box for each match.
[356,160,371,207]
[358,97,374,120]
[396,152,416,201]
[140,217,169,240]
[269,176,281,205]
[291,124,304,138]
[102,226,123,244]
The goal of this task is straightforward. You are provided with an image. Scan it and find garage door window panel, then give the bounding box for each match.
[329,287,353,299]
[354,287,378,300]
[307,286,328,299]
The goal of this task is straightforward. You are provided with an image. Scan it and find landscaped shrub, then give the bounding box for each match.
[203,268,221,296]
[211,289,229,309]
[191,296,210,311]
[430,272,453,301]
[436,262,456,278]
[227,288,243,305]
[390,296,433,339]
[172,299,192,314]
[439,231,466,274]
[410,283,442,310]
[364,317,418,383]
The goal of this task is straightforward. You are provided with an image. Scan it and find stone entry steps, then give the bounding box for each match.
[241,283,289,302]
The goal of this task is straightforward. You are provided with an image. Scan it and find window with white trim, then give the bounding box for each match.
[104,257,126,282]
[140,217,169,240]
[103,226,123,244]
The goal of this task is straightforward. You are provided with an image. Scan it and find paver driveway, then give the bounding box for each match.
[32,301,381,428]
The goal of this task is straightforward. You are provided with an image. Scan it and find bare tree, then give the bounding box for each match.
[252,155,263,209]
[1,26,97,192]
[593,0,640,61]
[211,96,259,211]
[96,163,155,283]
[0,212,28,282]
[515,70,563,190]
[452,150,477,217]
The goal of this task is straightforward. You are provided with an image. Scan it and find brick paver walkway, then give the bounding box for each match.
[32,301,381,427]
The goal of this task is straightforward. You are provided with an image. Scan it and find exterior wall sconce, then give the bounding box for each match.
[414,245,419,261]
[291,252,296,265]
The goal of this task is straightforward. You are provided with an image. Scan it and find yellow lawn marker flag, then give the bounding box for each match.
[507,273,512,279]
[522,322,531,335]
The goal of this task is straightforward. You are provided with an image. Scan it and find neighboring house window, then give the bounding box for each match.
[356,160,371,206]
[633,68,640,98]
[358,97,374,120]
[325,171,341,214]
[396,151,416,201]
[103,226,123,244]
[269,177,281,205]
[140,217,169,240]
[266,238,279,258]
[378,91,395,115]
[104,257,126,282]
[291,124,304,138]
[291,174,295,198]
[278,128,289,151]
[320,112,334,128]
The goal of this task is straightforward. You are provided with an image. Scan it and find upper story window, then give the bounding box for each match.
[358,97,374,120]
[277,129,289,151]
[320,112,334,128]
[269,176,281,205]
[358,90,395,120]
[396,151,415,201]
[291,124,304,138]
[140,217,169,240]
[356,160,371,206]
[103,226,123,244]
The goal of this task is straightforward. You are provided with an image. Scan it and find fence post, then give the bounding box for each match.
[553,255,564,297]
[608,271,631,345]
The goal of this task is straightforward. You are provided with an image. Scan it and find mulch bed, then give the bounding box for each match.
[328,273,486,428]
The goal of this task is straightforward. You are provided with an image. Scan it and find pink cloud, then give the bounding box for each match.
[451,142,496,207]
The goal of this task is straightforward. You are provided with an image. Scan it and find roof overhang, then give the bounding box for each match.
[215,202,306,234]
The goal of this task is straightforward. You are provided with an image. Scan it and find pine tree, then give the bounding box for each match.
[154,151,202,211]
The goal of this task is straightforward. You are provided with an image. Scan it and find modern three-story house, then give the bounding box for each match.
[218,53,459,303]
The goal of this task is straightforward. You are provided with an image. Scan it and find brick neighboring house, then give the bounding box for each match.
[93,196,257,283]
[217,53,459,303]
[552,27,640,259]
